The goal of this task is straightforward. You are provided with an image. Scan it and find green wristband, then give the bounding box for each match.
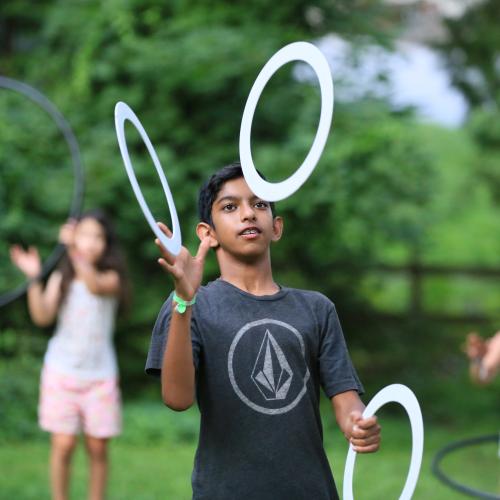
[172,291,196,314]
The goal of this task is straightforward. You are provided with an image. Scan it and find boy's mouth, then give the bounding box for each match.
[239,226,262,238]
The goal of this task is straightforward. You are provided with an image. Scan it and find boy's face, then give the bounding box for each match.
[200,176,282,261]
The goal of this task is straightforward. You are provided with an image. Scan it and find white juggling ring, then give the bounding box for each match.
[114,101,181,256]
[343,384,424,500]
[239,41,334,202]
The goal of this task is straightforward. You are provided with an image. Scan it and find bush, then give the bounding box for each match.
[0,345,42,443]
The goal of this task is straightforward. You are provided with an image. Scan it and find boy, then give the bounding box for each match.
[146,162,381,499]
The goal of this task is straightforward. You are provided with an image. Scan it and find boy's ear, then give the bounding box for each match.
[271,216,283,242]
[196,222,219,249]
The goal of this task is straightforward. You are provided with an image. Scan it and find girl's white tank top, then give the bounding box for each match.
[44,280,118,380]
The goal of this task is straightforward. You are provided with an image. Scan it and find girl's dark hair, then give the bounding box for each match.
[58,209,131,311]
[198,161,275,226]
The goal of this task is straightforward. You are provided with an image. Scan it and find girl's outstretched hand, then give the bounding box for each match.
[58,219,77,246]
[155,221,211,301]
[10,245,42,279]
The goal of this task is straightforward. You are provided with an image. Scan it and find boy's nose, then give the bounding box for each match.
[240,203,256,221]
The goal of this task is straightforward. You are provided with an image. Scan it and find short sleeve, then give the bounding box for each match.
[318,301,364,398]
[145,293,202,377]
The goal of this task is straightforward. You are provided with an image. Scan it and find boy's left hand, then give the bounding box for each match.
[348,411,381,453]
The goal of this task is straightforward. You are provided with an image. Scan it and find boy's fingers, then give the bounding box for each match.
[351,433,381,447]
[155,238,176,264]
[196,236,211,261]
[351,424,381,440]
[157,221,173,237]
[353,443,380,454]
[158,258,181,279]
[357,415,378,429]
[351,415,380,439]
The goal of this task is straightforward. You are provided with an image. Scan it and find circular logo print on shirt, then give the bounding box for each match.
[227,319,311,415]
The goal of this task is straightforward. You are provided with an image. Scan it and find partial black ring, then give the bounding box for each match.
[0,76,84,307]
[432,433,500,499]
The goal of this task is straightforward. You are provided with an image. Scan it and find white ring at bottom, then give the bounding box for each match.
[343,384,424,500]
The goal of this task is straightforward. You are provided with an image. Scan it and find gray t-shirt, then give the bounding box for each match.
[146,279,363,500]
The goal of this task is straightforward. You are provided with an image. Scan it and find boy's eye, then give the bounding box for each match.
[223,203,236,211]
[255,201,268,209]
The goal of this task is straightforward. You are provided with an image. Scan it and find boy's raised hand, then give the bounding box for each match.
[155,221,211,301]
[10,245,42,279]
[348,411,381,453]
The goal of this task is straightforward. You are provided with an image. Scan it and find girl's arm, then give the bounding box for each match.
[10,245,61,327]
[26,272,62,327]
[331,390,381,453]
[72,259,120,296]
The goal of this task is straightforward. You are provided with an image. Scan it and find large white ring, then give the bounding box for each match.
[114,101,181,255]
[239,41,334,202]
[343,384,424,500]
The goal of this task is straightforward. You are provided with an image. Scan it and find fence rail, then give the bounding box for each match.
[364,263,500,324]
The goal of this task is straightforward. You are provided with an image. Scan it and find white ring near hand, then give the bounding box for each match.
[239,41,334,202]
[114,101,181,256]
[343,384,424,500]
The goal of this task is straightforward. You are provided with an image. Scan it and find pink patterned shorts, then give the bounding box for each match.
[39,365,122,438]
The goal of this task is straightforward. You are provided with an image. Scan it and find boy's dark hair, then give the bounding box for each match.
[198,162,275,226]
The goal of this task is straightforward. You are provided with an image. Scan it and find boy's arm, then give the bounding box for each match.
[161,304,197,410]
[155,222,211,411]
[331,390,381,453]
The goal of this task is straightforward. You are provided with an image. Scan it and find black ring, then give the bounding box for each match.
[432,433,500,499]
[0,77,84,307]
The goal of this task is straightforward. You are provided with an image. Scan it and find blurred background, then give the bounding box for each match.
[1,0,499,498]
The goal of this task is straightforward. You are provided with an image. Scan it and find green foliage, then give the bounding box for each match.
[437,0,500,108]
[0,346,43,443]
[0,1,403,373]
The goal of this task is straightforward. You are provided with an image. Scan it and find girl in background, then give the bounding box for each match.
[10,209,129,500]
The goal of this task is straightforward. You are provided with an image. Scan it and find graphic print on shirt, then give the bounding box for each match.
[228,319,310,415]
[251,330,293,401]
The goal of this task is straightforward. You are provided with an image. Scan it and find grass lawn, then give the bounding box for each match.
[0,401,498,499]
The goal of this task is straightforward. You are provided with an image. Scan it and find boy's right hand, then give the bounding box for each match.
[9,245,42,279]
[155,221,211,301]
